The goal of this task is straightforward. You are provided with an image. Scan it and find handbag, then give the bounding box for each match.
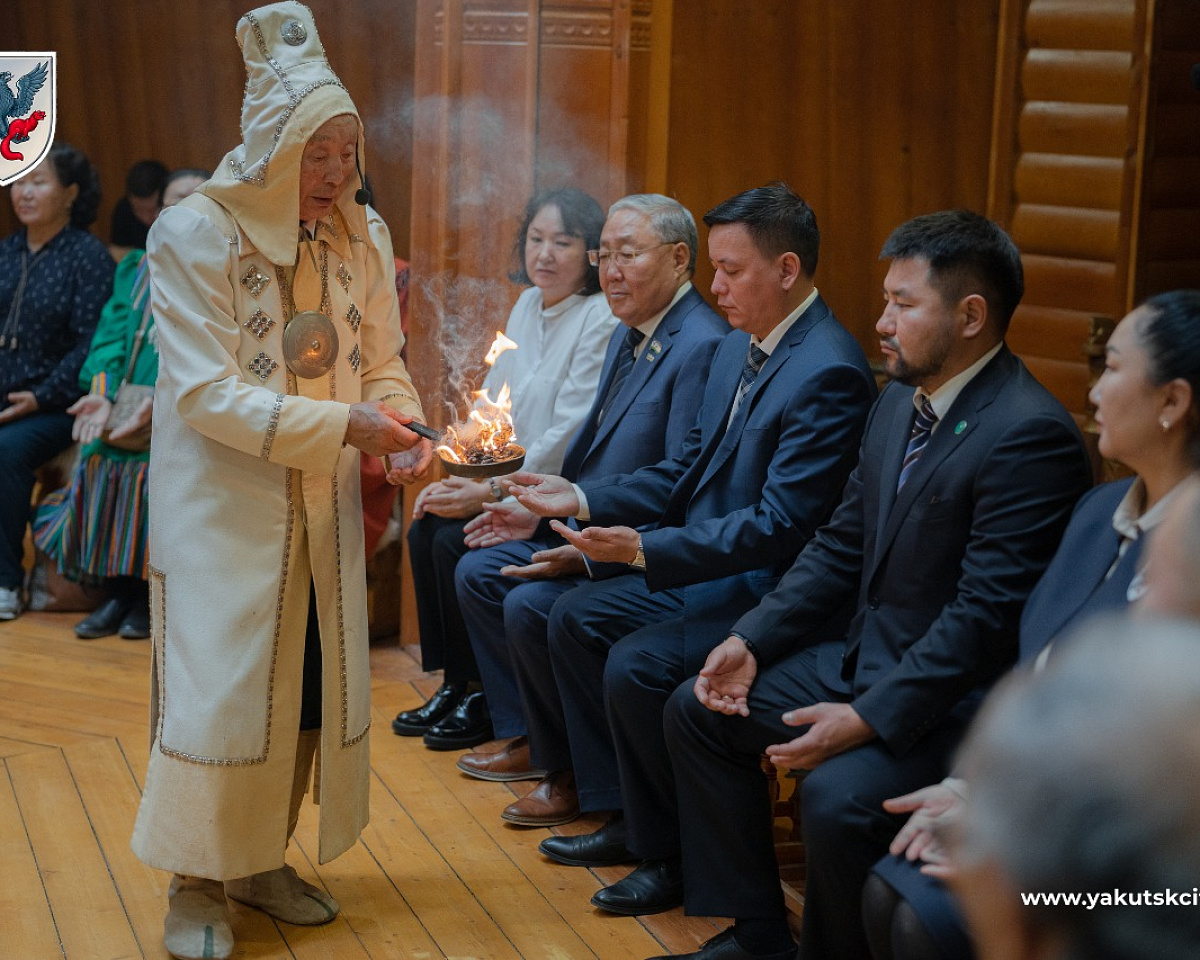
[101,280,155,452]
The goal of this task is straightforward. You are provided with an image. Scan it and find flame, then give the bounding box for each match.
[437,383,518,464]
[437,332,521,465]
[483,330,518,366]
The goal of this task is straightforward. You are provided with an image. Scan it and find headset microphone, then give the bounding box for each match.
[354,151,372,206]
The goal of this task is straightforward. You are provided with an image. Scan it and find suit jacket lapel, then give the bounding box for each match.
[875,387,918,543]
[592,318,674,449]
[694,298,828,492]
[874,348,1014,571]
[1042,524,1126,643]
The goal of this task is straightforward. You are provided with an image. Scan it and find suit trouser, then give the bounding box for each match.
[405,514,479,681]
[547,573,682,811]
[454,540,580,740]
[0,411,74,589]
[663,644,969,960]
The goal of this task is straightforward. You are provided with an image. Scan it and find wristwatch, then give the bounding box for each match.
[630,535,647,570]
[489,478,504,501]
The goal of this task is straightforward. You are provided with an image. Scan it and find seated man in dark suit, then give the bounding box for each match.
[504,183,878,905]
[450,194,730,797]
[659,210,1093,960]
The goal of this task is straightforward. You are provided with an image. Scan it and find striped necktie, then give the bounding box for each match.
[730,344,769,420]
[597,327,645,425]
[897,397,938,491]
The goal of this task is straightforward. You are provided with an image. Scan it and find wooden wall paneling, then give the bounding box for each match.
[664,1,1000,358]
[1,1,417,256]
[988,0,1145,420]
[607,0,632,200]
[664,2,811,309]
[623,1,653,196]
[642,0,673,194]
[1129,0,1200,306]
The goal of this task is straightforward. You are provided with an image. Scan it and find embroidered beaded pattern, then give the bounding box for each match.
[229,11,348,185]
[261,392,285,460]
[336,263,351,292]
[347,342,361,374]
[344,303,361,334]
[241,265,272,298]
[280,18,307,45]
[245,309,276,341]
[248,351,279,381]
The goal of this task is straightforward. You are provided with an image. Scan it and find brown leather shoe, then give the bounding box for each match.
[457,736,547,782]
[500,770,580,826]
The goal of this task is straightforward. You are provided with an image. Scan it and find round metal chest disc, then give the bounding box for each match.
[283,310,339,378]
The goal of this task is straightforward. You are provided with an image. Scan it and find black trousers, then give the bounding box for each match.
[664,643,970,960]
[406,513,479,682]
[300,584,322,731]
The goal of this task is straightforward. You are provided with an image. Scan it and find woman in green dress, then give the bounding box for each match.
[34,169,208,639]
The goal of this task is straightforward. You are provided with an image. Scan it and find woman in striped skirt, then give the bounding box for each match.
[34,169,207,639]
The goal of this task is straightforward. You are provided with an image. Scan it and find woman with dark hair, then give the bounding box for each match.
[33,168,210,639]
[109,158,170,254]
[0,142,115,620]
[398,187,616,749]
[863,291,1200,960]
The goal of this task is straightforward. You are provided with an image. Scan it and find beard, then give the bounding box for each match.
[882,326,955,387]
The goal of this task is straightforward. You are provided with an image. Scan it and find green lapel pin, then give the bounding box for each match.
[954,420,967,435]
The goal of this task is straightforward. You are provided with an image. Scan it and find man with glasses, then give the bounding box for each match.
[451,194,728,812]
[500,183,877,915]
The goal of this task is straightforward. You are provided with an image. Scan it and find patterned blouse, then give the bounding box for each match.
[0,225,115,412]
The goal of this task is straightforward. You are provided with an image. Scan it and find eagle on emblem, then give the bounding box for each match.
[0,62,49,147]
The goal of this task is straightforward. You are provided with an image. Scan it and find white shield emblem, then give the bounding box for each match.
[0,52,56,187]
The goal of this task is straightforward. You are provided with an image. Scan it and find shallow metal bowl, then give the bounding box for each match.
[438,444,526,479]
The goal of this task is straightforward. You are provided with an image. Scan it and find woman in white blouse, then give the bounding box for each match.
[397,188,615,749]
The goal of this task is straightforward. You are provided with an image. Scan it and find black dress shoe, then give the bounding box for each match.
[74,596,131,640]
[392,681,468,736]
[591,857,684,916]
[422,691,494,750]
[647,927,796,960]
[118,600,151,639]
[539,814,634,867]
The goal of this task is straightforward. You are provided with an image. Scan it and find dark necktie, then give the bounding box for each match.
[897,397,938,491]
[730,344,769,420]
[598,327,645,425]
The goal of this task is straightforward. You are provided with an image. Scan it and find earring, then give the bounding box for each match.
[1162,420,1171,432]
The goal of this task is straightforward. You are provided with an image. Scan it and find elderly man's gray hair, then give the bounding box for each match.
[956,615,1200,960]
[609,194,698,273]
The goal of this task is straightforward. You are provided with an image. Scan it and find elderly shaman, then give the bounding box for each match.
[130,4,431,958]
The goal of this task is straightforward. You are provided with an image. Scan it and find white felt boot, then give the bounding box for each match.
[224,731,338,925]
[163,875,234,960]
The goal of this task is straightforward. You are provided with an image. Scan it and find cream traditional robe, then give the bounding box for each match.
[132,3,422,879]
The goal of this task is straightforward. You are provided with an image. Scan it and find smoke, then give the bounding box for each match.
[366,86,627,421]
[413,271,514,425]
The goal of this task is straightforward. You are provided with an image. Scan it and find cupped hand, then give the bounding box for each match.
[68,393,113,444]
[764,702,875,771]
[884,779,967,867]
[548,520,640,564]
[693,636,759,716]
[500,544,586,579]
[463,499,540,548]
[412,475,490,519]
[506,472,580,517]
[106,394,154,444]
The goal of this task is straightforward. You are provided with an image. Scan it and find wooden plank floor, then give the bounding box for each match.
[0,611,731,960]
